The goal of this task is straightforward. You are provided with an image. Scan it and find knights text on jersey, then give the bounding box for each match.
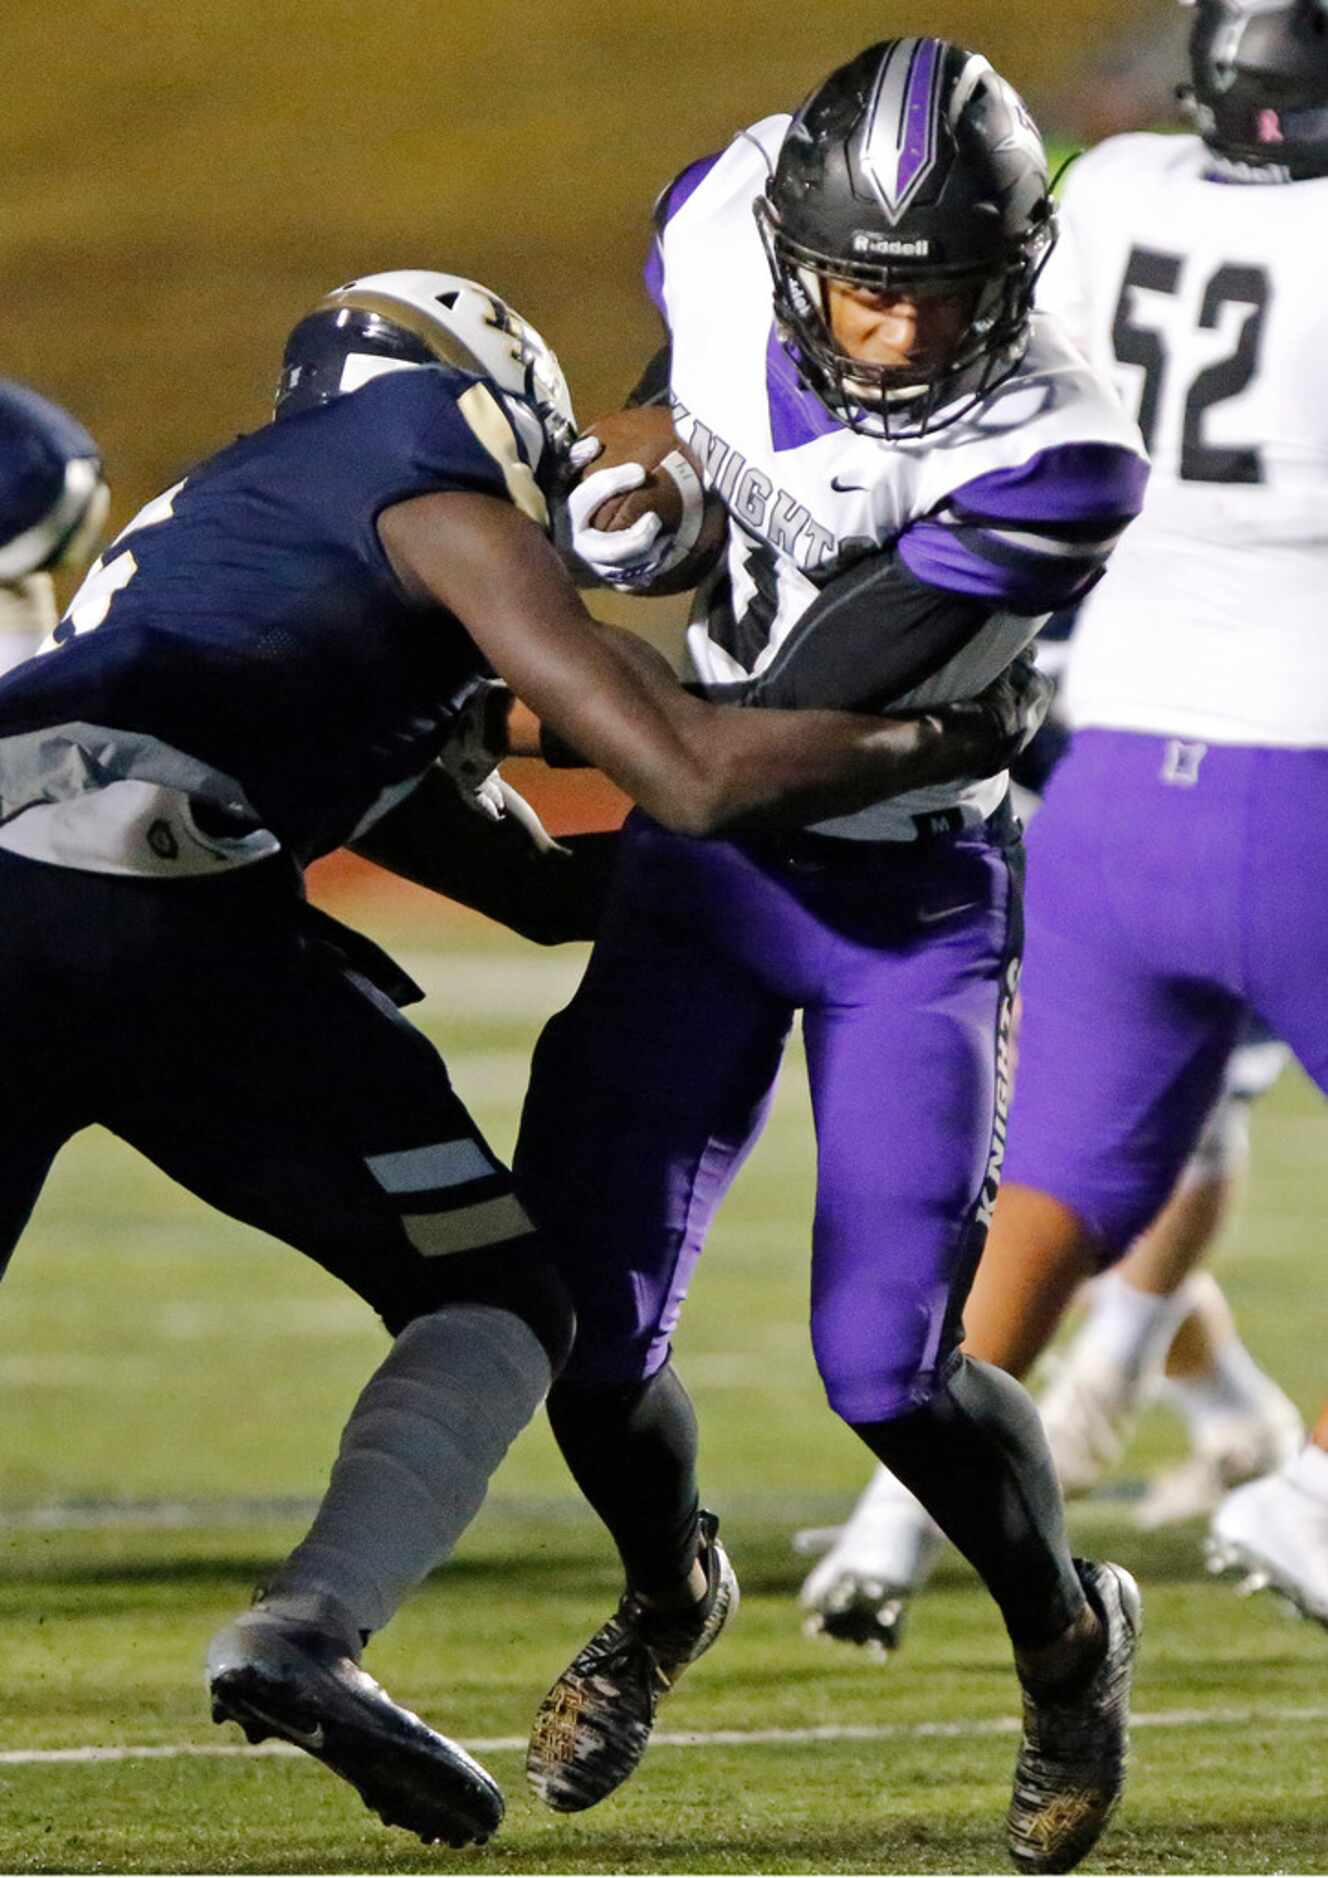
[0,366,544,870]
[1038,132,1328,745]
[649,117,1149,839]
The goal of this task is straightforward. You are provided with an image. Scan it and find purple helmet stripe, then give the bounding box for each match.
[862,37,944,226]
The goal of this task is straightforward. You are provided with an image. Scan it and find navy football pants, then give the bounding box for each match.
[0,851,564,1349]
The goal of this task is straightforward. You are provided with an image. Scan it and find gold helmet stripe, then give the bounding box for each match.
[457,384,549,529]
[313,287,491,379]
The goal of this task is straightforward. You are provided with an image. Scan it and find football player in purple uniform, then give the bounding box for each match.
[514,40,1149,1874]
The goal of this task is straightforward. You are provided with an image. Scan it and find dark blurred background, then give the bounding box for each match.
[2,0,1189,528]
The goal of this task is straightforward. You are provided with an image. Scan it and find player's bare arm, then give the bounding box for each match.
[377,488,1033,836]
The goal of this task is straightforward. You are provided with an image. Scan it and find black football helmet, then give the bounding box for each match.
[1179,0,1328,177]
[274,270,577,476]
[755,38,1056,438]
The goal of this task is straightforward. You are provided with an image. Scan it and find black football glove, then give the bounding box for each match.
[936,650,1055,779]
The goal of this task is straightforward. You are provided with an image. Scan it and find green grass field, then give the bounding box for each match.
[1,900,1325,1875]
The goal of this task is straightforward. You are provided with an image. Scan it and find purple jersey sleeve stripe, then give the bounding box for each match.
[898,519,1108,615]
[643,152,723,322]
[766,325,842,451]
[652,153,724,232]
[946,442,1149,527]
[644,242,667,318]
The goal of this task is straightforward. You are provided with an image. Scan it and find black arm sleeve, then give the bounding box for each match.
[348,767,618,944]
[625,342,673,410]
[696,548,995,713]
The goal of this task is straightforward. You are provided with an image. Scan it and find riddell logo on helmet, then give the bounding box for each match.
[851,233,932,257]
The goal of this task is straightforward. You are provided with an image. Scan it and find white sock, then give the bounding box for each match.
[1285,1441,1328,1502]
[1165,1329,1277,1435]
[262,1304,551,1640]
[1081,1270,1188,1386]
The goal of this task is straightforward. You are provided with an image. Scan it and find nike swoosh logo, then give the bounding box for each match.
[246,1703,326,1751]
[830,475,867,493]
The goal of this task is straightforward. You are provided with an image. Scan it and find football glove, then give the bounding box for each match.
[939,650,1055,776]
[564,436,706,590]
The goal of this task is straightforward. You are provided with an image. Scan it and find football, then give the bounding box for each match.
[579,405,702,535]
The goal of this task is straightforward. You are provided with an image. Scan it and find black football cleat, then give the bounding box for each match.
[206,1595,503,1848]
[526,1509,738,1811]
[802,1572,912,1657]
[1007,1560,1141,1875]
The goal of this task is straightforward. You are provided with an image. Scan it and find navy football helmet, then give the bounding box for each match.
[755,38,1056,437]
[1179,0,1328,177]
[0,380,108,583]
[275,270,577,470]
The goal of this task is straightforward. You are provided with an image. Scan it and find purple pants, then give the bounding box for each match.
[515,810,1021,1422]
[1005,730,1328,1257]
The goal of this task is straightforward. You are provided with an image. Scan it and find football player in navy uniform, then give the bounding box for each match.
[0,271,1041,1847]
[0,378,108,673]
[514,42,1147,1873]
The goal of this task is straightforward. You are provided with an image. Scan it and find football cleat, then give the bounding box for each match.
[798,1465,944,1657]
[1205,1465,1328,1628]
[206,1593,504,1847]
[802,1574,914,1658]
[526,1509,737,1812]
[1007,1560,1141,1875]
[1136,1382,1304,1530]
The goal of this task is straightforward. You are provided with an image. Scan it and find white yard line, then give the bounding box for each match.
[5,1704,1328,1767]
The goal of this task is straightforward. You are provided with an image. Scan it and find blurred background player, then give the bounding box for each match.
[0,378,108,673]
[1209,1395,1328,1624]
[0,269,1032,1849]
[797,0,1328,1653]
[1036,1031,1302,1525]
[515,39,1147,1875]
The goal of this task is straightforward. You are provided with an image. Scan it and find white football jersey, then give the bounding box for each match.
[1039,132,1328,745]
[652,116,1147,838]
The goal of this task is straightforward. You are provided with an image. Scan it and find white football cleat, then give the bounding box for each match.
[1136,1378,1304,1529]
[798,1466,944,1657]
[1206,1458,1328,1629]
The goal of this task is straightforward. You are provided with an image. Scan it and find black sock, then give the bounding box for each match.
[547,1363,701,1600]
[852,1354,1086,1648]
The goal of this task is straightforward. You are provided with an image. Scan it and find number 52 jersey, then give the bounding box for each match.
[1040,131,1328,746]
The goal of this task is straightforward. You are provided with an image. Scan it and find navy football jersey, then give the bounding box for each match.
[0,366,546,864]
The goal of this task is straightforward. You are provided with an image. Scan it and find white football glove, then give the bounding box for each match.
[565,435,707,590]
[435,676,568,852]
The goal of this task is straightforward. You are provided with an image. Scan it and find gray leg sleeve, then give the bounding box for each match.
[262,1304,551,1640]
